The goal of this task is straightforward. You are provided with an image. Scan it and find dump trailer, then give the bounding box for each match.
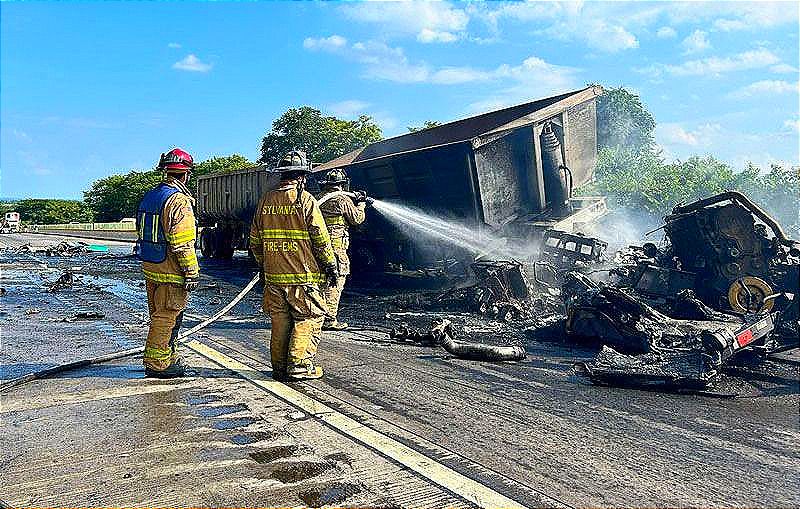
[314,86,607,271]
[195,165,279,258]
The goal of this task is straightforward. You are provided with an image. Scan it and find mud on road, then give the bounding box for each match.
[1,233,799,507]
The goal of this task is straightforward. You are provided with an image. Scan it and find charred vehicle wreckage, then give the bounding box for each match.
[388,191,799,394]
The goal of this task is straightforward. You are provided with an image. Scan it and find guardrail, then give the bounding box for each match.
[31,221,137,232]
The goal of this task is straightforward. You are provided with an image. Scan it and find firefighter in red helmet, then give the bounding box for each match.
[136,148,199,378]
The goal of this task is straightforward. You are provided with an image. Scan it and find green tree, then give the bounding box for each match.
[259,107,382,167]
[408,121,442,132]
[190,154,253,192]
[596,86,656,153]
[84,170,162,222]
[12,199,93,225]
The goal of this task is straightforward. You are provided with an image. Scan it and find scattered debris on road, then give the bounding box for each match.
[48,270,75,292]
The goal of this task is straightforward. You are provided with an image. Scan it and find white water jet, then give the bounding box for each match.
[371,200,535,261]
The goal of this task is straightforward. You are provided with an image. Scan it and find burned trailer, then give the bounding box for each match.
[195,165,279,259]
[314,86,608,272]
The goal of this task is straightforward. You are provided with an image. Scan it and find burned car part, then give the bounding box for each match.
[390,319,526,362]
[663,191,799,314]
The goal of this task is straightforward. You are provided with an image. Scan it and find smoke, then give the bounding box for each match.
[580,207,663,251]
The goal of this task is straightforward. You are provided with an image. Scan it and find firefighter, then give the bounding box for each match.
[136,148,200,378]
[316,168,368,330]
[249,150,338,381]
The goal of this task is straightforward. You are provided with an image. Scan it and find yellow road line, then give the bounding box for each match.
[186,339,530,509]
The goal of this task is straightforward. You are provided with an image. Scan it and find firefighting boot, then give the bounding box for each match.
[287,361,324,381]
[144,359,187,379]
[322,320,348,331]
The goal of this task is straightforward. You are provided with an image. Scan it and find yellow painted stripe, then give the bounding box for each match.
[186,339,529,509]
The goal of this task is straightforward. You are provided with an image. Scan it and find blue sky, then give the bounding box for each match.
[2,1,798,199]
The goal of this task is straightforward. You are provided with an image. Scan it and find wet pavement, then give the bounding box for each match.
[1,233,799,507]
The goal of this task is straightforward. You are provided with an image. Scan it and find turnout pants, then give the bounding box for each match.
[263,284,326,373]
[322,276,347,322]
[144,281,187,371]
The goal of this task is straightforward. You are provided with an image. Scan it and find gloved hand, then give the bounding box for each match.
[183,274,199,292]
[353,190,368,203]
[324,264,340,288]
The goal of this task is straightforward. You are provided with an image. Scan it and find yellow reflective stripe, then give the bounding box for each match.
[331,237,344,249]
[324,216,345,225]
[264,272,325,284]
[142,269,185,284]
[152,214,158,242]
[144,346,172,362]
[167,229,195,244]
[311,232,331,245]
[138,212,145,239]
[249,232,261,242]
[259,229,311,240]
[175,251,198,268]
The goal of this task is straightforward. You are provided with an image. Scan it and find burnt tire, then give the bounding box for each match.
[199,228,218,258]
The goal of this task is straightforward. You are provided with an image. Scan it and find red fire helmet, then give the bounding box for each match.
[158,148,194,172]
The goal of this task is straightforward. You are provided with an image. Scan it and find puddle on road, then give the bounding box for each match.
[194,403,249,417]
[249,444,298,464]
[186,394,223,405]
[229,431,276,445]
[267,460,334,483]
[298,482,362,507]
[324,452,353,465]
[211,416,258,430]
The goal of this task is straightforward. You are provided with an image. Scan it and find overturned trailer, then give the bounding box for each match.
[315,86,608,271]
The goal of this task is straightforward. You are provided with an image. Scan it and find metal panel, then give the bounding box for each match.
[196,167,279,226]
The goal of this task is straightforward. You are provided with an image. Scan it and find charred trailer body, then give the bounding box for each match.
[313,86,607,272]
[195,165,279,259]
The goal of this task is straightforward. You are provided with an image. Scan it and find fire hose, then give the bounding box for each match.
[0,274,261,393]
[0,190,363,393]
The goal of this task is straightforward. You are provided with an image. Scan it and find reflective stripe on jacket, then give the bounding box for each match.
[249,181,335,286]
[141,178,199,285]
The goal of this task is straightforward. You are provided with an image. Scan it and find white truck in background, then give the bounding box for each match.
[1,212,20,233]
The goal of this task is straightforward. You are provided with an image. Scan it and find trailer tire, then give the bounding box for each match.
[214,227,235,260]
[200,228,218,258]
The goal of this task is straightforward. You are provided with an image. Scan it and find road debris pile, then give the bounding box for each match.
[7,240,111,257]
[392,260,539,321]
[524,192,799,390]
[390,318,526,362]
[48,270,75,292]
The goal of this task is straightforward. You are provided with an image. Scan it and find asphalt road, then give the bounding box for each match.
[2,232,799,507]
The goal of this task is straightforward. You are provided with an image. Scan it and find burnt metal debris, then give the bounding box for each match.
[390,191,797,392]
[390,318,527,362]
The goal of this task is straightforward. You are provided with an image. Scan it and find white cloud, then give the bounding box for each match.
[341,1,468,43]
[656,26,677,38]
[785,119,800,133]
[172,54,213,72]
[167,42,182,49]
[771,63,799,74]
[712,18,748,32]
[327,100,370,118]
[681,30,711,54]
[303,35,347,51]
[639,48,781,79]
[417,28,459,44]
[727,80,800,99]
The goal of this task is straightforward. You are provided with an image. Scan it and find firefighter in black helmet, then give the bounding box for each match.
[316,168,368,330]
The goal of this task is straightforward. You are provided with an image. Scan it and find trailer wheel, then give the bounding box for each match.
[200,228,218,258]
[214,227,235,259]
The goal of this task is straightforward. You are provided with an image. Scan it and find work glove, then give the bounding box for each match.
[324,264,340,288]
[353,190,368,203]
[183,274,199,292]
